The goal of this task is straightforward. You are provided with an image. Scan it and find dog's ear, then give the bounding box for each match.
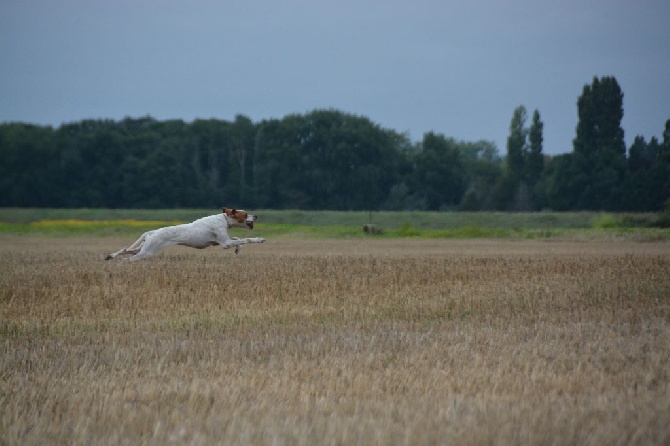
[231,209,237,215]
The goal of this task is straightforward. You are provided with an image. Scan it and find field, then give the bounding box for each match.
[1,208,668,240]
[1,231,669,445]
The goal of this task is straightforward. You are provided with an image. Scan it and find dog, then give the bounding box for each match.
[105,208,265,262]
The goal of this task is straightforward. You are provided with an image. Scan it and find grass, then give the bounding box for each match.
[1,237,669,444]
[0,207,663,228]
[0,208,668,240]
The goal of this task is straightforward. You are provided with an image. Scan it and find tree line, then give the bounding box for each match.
[1,76,669,211]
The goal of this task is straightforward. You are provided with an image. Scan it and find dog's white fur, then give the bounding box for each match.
[105,208,264,262]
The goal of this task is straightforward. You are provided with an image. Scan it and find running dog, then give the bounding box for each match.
[105,208,265,262]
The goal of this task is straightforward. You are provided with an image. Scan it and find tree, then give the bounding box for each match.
[623,136,653,210]
[660,119,670,164]
[0,123,59,206]
[544,153,576,211]
[571,76,626,209]
[253,110,408,210]
[524,110,546,209]
[456,140,502,210]
[228,115,256,206]
[527,110,544,186]
[492,105,534,210]
[645,120,670,211]
[412,132,465,210]
[506,105,527,180]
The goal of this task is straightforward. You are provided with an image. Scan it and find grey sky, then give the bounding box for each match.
[1,0,669,155]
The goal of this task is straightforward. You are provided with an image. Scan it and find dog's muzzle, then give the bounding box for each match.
[246,215,257,229]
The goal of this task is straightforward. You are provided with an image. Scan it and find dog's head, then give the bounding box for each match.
[222,208,257,229]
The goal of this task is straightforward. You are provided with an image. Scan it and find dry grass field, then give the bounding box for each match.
[1,236,669,445]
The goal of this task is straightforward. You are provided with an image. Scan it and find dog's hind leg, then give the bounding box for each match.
[105,230,154,260]
[123,234,172,262]
[123,248,156,262]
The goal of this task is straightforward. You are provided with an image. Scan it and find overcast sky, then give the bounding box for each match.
[2,0,669,155]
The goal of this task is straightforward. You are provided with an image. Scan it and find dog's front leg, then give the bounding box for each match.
[220,237,242,254]
[220,236,265,253]
[230,237,241,254]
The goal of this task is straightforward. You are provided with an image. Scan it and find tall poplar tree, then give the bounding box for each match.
[506,105,528,180]
[527,109,544,185]
[572,76,626,209]
[492,105,531,210]
[652,120,670,211]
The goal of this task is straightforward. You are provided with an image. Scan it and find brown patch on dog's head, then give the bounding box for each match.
[222,208,256,229]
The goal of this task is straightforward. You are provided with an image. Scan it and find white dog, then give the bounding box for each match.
[105,208,265,262]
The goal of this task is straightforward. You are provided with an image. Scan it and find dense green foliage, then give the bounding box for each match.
[1,76,668,211]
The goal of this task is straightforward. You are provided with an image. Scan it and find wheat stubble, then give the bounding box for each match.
[1,237,669,445]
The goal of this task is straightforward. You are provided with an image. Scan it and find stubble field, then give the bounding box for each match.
[1,236,669,445]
